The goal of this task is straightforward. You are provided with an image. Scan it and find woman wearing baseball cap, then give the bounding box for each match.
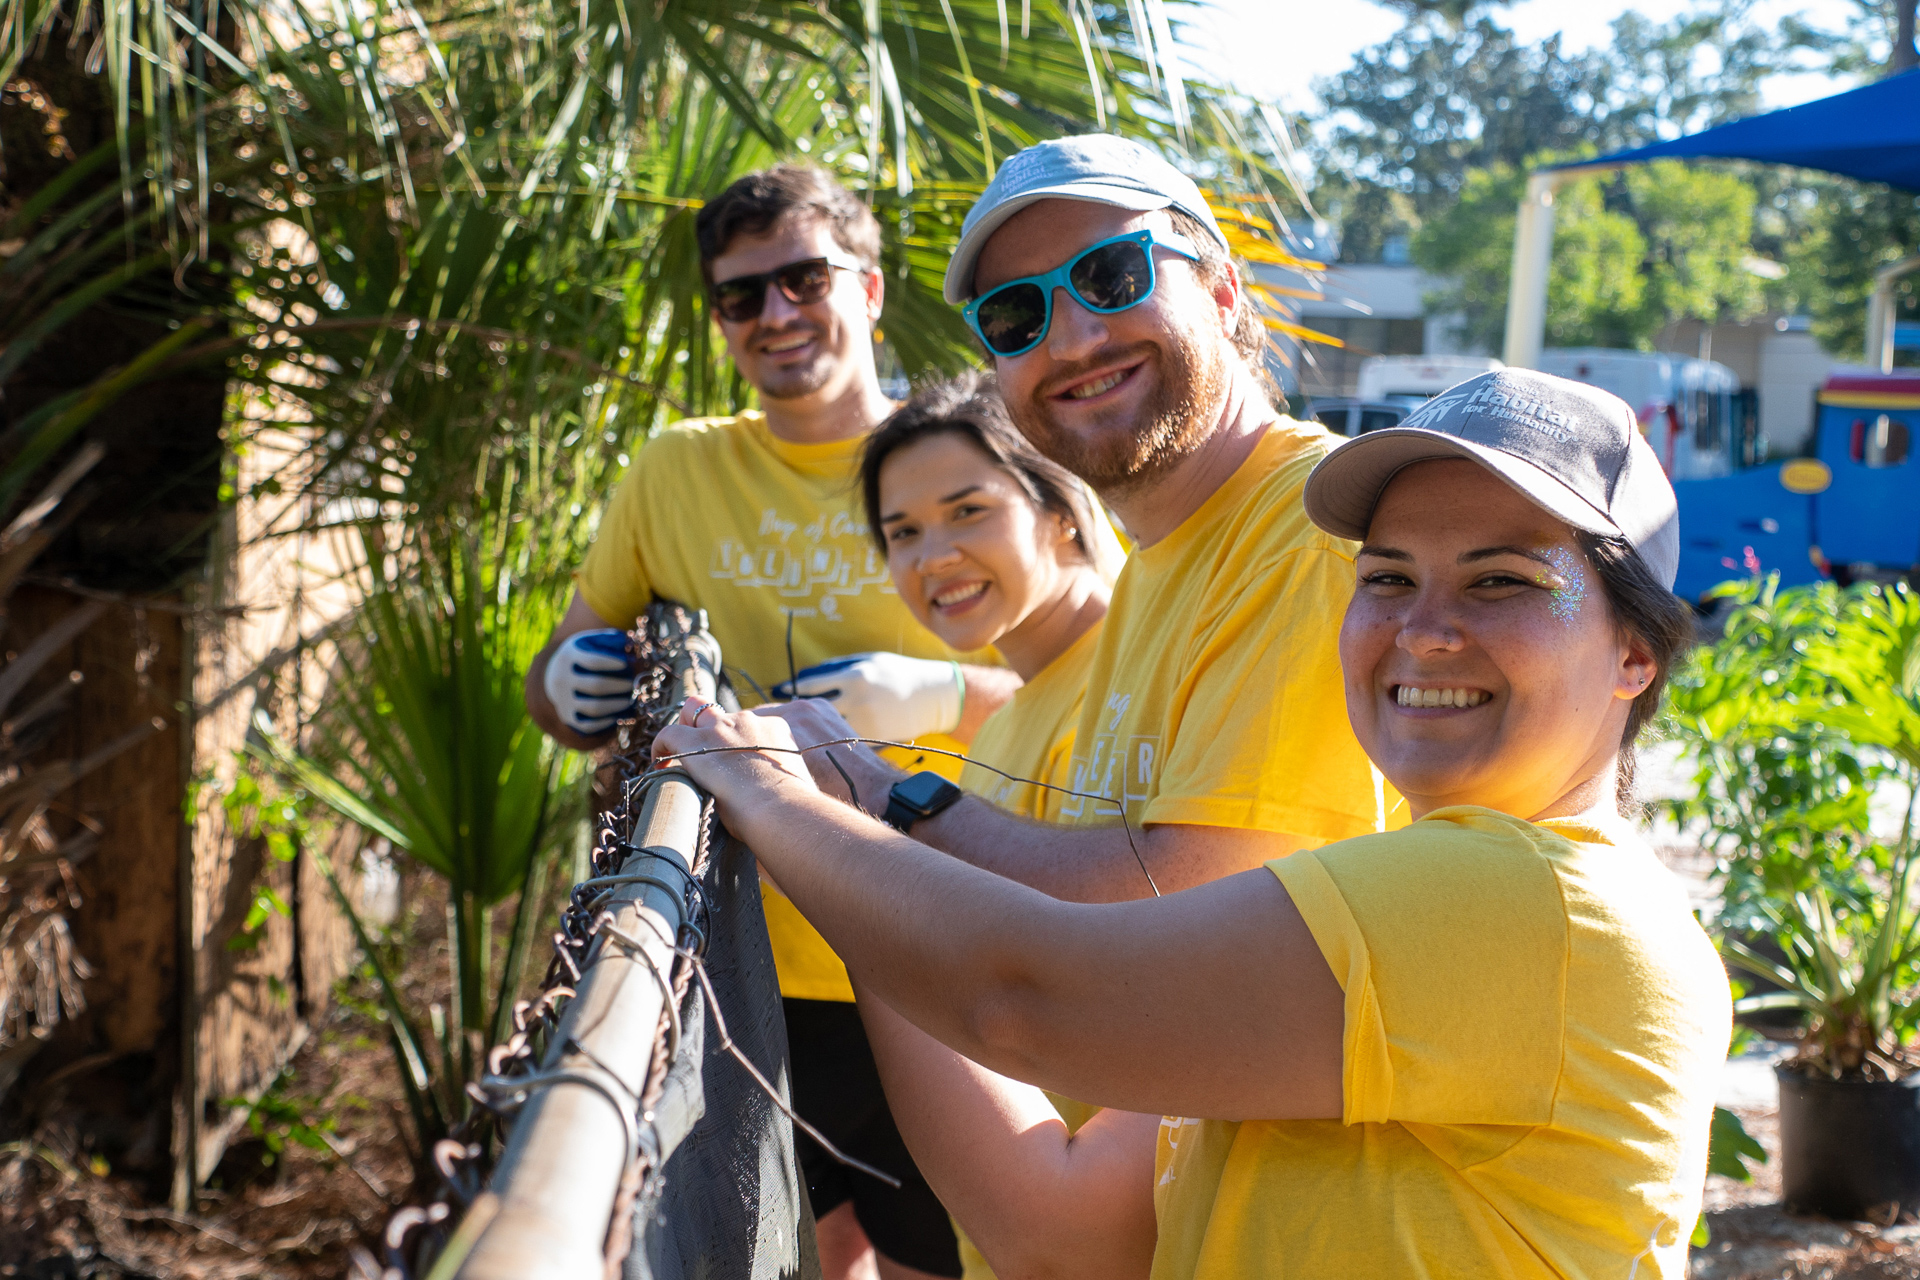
[655,369,1731,1278]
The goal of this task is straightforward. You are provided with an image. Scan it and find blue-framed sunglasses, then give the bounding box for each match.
[961,229,1200,358]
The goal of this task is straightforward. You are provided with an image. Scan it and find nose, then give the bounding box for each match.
[916,527,965,575]
[1044,285,1110,362]
[758,283,808,329]
[1395,589,1467,658]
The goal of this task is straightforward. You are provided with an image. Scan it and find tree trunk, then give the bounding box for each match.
[1895,0,1918,75]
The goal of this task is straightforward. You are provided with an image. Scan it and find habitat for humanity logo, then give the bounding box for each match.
[1408,377,1577,444]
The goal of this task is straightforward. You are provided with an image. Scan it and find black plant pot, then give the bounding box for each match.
[1777,1064,1920,1220]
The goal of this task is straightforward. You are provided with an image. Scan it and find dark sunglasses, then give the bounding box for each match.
[709,251,868,324]
[960,229,1200,357]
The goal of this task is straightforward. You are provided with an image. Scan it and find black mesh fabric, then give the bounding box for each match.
[626,828,821,1280]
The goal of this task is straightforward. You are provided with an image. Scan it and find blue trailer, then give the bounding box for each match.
[1673,371,1920,602]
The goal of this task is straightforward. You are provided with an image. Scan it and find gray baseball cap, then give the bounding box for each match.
[1302,369,1681,589]
[942,134,1228,304]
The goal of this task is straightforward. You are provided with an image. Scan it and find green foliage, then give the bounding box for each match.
[217,762,308,953]
[1783,180,1920,364]
[1692,1104,1769,1247]
[222,1067,339,1169]
[1314,2,1800,255]
[1666,578,1920,1078]
[250,533,588,1169]
[1707,1105,1769,1182]
[1411,157,1762,352]
[1627,163,1765,328]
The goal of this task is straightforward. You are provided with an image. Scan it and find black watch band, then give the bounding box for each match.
[882,771,963,833]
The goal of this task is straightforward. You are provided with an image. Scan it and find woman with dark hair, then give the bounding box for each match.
[855,369,1121,819]
[658,371,1730,1279]
[850,370,1125,1279]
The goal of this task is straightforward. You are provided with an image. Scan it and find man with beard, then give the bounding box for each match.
[526,164,1016,1280]
[769,135,1390,908]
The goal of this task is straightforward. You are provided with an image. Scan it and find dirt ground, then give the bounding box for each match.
[0,986,414,1279]
[1694,1107,1920,1280]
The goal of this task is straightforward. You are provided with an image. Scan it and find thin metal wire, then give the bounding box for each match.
[656,736,1163,898]
[616,899,906,1190]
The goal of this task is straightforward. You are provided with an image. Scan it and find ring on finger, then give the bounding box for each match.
[680,697,714,726]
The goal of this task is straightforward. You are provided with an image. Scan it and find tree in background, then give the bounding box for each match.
[1413,164,1648,351]
[1316,16,1607,226]
[1313,0,1914,363]
[1785,181,1920,362]
[1413,157,1767,352]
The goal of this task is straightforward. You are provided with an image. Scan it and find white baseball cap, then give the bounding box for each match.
[1303,369,1682,589]
[942,134,1228,304]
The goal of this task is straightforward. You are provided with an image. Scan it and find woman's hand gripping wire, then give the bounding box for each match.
[665,694,821,796]
[655,698,1160,898]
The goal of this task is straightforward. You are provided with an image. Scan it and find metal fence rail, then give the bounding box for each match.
[450,604,816,1280]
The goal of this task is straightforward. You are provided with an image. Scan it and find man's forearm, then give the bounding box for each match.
[831,747,1277,902]
[918,797,1170,902]
[777,702,1304,901]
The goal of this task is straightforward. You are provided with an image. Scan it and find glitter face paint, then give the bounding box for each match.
[1538,545,1588,624]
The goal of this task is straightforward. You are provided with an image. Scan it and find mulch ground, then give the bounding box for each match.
[1694,1107,1920,1279]
[0,987,414,1279]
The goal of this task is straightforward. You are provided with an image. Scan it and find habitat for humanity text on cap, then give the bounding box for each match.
[942,134,1227,304]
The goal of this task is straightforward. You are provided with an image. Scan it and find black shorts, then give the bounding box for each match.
[784,997,962,1277]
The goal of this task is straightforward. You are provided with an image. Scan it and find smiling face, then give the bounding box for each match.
[878,431,1082,660]
[971,200,1235,496]
[709,212,882,404]
[1340,459,1658,822]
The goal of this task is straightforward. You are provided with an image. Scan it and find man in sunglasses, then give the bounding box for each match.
[525,164,1017,1280]
[767,135,1388,928]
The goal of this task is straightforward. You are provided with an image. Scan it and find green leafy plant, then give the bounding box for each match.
[217,766,308,955]
[1693,1105,1770,1246]
[250,535,588,1173]
[222,1066,339,1169]
[1667,578,1920,1079]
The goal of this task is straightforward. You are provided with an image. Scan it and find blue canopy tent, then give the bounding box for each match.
[1571,68,1920,190]
[1503,69,1920,369]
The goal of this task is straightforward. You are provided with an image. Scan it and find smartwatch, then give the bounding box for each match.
[883,771,963,833]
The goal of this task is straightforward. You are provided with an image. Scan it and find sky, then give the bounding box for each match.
[1180,0,1864,115]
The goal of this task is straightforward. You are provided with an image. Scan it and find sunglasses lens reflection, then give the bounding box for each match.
[975,282,1049,355]
[711,259,838,323]
[1070,240,1151,311]
[774,260,835,304]
[712,277,767,323]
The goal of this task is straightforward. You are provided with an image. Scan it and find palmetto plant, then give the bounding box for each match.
[1668,579,1920,1079]
[251,532,588,1166]
[5,0,1320,573]
[4,0,1325,1183]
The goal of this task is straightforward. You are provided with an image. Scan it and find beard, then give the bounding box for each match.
[1007,322,1232,498]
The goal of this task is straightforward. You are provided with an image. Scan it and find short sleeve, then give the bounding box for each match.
[1269,819,1570,1128]
[1144,546,1381,841]
[575,458,655,627]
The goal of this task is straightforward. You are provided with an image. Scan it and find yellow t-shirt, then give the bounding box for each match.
[958,622,1102,819]
[576,411,989,1002]
[952,623,1103,1280]
[1151,807,1733,1280]
[1054,420,1394,840]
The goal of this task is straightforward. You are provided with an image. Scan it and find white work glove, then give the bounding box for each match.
[544,628,638,736]
[773,652,963,740]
